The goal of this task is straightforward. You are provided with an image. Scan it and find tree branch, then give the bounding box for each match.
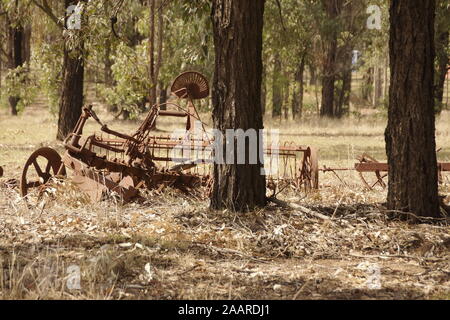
[31,0,64,29]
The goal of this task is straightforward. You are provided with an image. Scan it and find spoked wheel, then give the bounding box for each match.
[299,147,319,191]
[356,154,388,190]
[20,147,66,199]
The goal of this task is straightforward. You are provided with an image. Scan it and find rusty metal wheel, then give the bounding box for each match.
[20,147,66,198]
[356,154,387,190]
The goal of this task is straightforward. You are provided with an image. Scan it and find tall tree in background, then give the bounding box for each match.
[385,0,441,218]
[435,0,449,112]
[32,0,86,140]
[148,0,156,107]
[5,0,26,115]
[211,0,266,212]
[271,52,282,118]
[57,0,85,140]
[320,0,342,117]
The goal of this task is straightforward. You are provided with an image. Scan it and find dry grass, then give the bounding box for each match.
[0,102,449,300]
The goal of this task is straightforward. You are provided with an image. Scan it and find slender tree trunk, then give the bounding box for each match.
[7,16,24,115]
[362,67,373,102]
[435,30,449,112]
[283,74,289,120]
[57,0,85,140]
[309,64,317,86]
[211,0,266,212]
[155,0,163,91]
[261,64,266,116]
[158,81,167,110]
[292,52,306,119]
[373,65,383,107]
[385,0,440,218]
[148,0,156,107]
[272,53,282,118]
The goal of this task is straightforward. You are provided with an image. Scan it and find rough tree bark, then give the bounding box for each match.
[335,44,352,117]
[211,0,266,212]
[272,53,282,118]
[57,0,85,140]
[292,52,306,119]
[385,0,440,218]
[320,0,341,117]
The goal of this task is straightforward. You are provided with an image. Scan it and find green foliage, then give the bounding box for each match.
[98,43,150,117]
[1,64,38,113]
[33,43,63,115]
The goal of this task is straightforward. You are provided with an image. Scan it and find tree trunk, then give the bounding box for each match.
[155,0,164,95]
[7,16,25,115]
[362,67,373,102]
[309,64,317,86]
[373,65,383,107]
[320,0,341,117]
[336,44,352,117]
[148,0,156,107]
[292,52,306,119]
[283,74,289,120]
[22,23,31,67]
[385,0,440,218]
[158,81,167,110]
[435,30,449,112]
[261,64,266,116]
[272,53,282,118]
[211,0,266,212]
[57,0,85,140]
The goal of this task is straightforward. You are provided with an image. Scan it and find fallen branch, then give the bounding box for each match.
[348,252,447,263]
[267,197,332,221]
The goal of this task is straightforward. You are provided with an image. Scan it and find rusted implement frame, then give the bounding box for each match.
[20,71,319,203]
[354,154,450,190]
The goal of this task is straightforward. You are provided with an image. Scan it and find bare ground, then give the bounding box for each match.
[0,178,449,300]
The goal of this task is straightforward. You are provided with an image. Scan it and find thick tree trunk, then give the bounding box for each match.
[211,0,266,212]
[22,24,31,67]
[320,0,341,117]
[385,0,440,218]
[336,45,352,117]
[57,0,85,140]
[272,53,282,118]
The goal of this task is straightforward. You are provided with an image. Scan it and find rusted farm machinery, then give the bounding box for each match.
[354,153,450,190]
[20,72,319,203]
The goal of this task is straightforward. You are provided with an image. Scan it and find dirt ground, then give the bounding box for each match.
[0,104,449,300]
